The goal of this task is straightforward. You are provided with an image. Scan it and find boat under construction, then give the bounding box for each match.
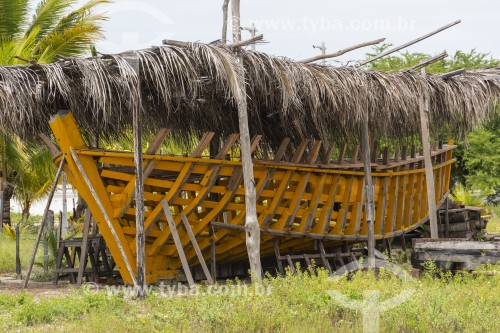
[47,111,455,284]
[0,40,499,285]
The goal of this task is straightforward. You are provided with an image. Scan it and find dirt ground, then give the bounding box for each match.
[0,274,77,298]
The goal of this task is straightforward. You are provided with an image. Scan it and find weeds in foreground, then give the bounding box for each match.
[1,265,500,332]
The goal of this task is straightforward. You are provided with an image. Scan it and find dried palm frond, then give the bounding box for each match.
[0,42,499,153]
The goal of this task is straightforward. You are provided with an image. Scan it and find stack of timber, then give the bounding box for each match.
[47,112,456,284]
[438,202,487,240]
[412,239,500,271]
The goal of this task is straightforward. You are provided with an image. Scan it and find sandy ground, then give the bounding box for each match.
[0,274,77,298]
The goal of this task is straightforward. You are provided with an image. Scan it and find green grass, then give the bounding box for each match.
[0,231,37,275]
[0,213,53,277]
[486,206,500,233]
[1,266,500,332]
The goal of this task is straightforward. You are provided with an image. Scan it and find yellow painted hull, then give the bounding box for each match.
[49,112,454,284]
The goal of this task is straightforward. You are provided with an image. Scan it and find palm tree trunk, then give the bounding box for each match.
[21,197,31,224]
[2,182,13,226]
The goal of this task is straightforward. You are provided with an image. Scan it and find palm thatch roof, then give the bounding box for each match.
[0,41,499,150]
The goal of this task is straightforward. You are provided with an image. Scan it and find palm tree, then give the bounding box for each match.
[14,142,57,223]
[0,0,109,225]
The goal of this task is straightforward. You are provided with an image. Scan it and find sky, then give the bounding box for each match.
[80,0,500,64]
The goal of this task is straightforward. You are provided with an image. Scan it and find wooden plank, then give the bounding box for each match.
[333,176,354,234]
[286,255,296,273]
[161,200,195,288]
[249,135,263,153]
[337,144,347,165]
[394,146,400,162]
[375,176,389,234]
[412,173,424,222]
[210,240,217,281]
[322,144,334,164]
[344,177,364,235]
[382,147,390,165]
[317,241,332,274]
[283,143,321,229]
[283,172,311,229]
[147,129,170,154]
[318,174,340,233]
[303,174,327,231]
[306,141,322,164]
[149,134,240,255]
[180,213,213,284]
[386,175,400,233]
[143,133,215,234]
[350,145,360,163]
[115,128,170,218]
[413,240,500,251]
[261,140,309,226]
[401,146,408,161]
[404,173,416,228]
[273,240,285,276]
[39,133,62,158]
[371,142,379,163]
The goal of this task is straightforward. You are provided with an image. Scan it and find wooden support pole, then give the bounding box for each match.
[230,34,264,48]
[70,148,138,287]
[180,213,214,285]
[440,68,466,79]
[24,157,65,288]
[318,240,333,274]
[161,200,195,288]
[359,20,460,66]
[401,51,447,72]
[360,119,376,268]
[445,197,450,238]
[231,0,263,282]
[76,209,92,286]
[61,172,68,235]
[133,95,146,298]
[420,67,439,239]
[222,0,230,43]
[210,240,217,281]
[15,224,21,279]
[300,37,386,64]
[273,240,285,276]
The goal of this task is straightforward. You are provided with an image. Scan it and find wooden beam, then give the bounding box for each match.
[359,20,461,66]
[180,214,214,284]
[420,68,439,239]
[39,133,62,158]
[161,200,195,288]
[116,129,170,218]
[221,0,230,43]
[210,240,217,281]
[300,38,386,64]
[24,157,65,288]
[440,68,466,79]
[70,148,138,287]
[230,34,264,48]
[76,209,92,286]
[231,0,262,282]
[401,51,447,72]
[360,119,375,267]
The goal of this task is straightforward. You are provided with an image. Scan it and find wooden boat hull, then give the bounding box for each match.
[49,112,455,284]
